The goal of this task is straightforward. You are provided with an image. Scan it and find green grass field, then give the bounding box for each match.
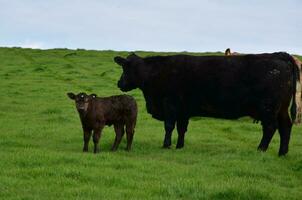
[0,47,301,199]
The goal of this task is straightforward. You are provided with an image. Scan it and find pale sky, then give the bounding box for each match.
[0,0,301,54]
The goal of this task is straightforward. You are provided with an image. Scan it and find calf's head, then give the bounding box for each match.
[67,92,96,113]
[114,53,143,92]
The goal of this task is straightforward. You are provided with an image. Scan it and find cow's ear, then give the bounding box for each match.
[67,92,76,100]
[128,53,141,59]
[130,52,138,57]
[114,56,127,66]
[90,94,97,99]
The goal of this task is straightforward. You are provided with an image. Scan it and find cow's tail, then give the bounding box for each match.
[288,55,299,122]
[276,52,299,122]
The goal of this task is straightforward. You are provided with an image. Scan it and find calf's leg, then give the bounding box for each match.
[176,119,189,149]
[83,129,92,152]
[111,124,125,151]
[125,122,135,151]
[93,126,104,153]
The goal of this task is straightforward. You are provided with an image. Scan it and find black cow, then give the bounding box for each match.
[114,52,298,156]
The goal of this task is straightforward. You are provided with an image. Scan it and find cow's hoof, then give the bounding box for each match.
[162,145,171,149]
[278,149,288,157]
[176,141,184,149]
[176,144,184,149]
[257,145,268,152]
[163,140,171,149]
[278,153,287,157]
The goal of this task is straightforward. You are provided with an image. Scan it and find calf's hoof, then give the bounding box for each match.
[94,149,100,154]
[125,145,132,151]
[111,147,118,152]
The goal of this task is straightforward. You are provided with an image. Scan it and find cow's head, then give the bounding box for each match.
[114,53,143,92]
[67,92,96,112]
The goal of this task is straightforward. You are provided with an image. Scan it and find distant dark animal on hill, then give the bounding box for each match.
[114,52,298,156]
[225,48,241,56]
[67,92,137,153]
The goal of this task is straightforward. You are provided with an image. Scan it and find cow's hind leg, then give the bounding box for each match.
[278,110,292,156]
[176,119,189,149]
[258,118,277,152]
[111,124,125,151]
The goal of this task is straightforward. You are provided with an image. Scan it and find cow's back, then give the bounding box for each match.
[144,53,295,119]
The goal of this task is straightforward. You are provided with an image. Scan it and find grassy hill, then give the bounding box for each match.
[0,47,301,199]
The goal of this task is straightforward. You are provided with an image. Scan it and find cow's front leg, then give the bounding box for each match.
[163,97,177,148]
[93,125,104,153]
[176,119,189,149]
[163,119,176,148]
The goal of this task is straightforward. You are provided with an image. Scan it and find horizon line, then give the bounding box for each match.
[0,45,301,56]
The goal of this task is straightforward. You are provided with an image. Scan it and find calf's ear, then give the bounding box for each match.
[67,92,76,100]
[114,56,127,66]
[90,94,97,98]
